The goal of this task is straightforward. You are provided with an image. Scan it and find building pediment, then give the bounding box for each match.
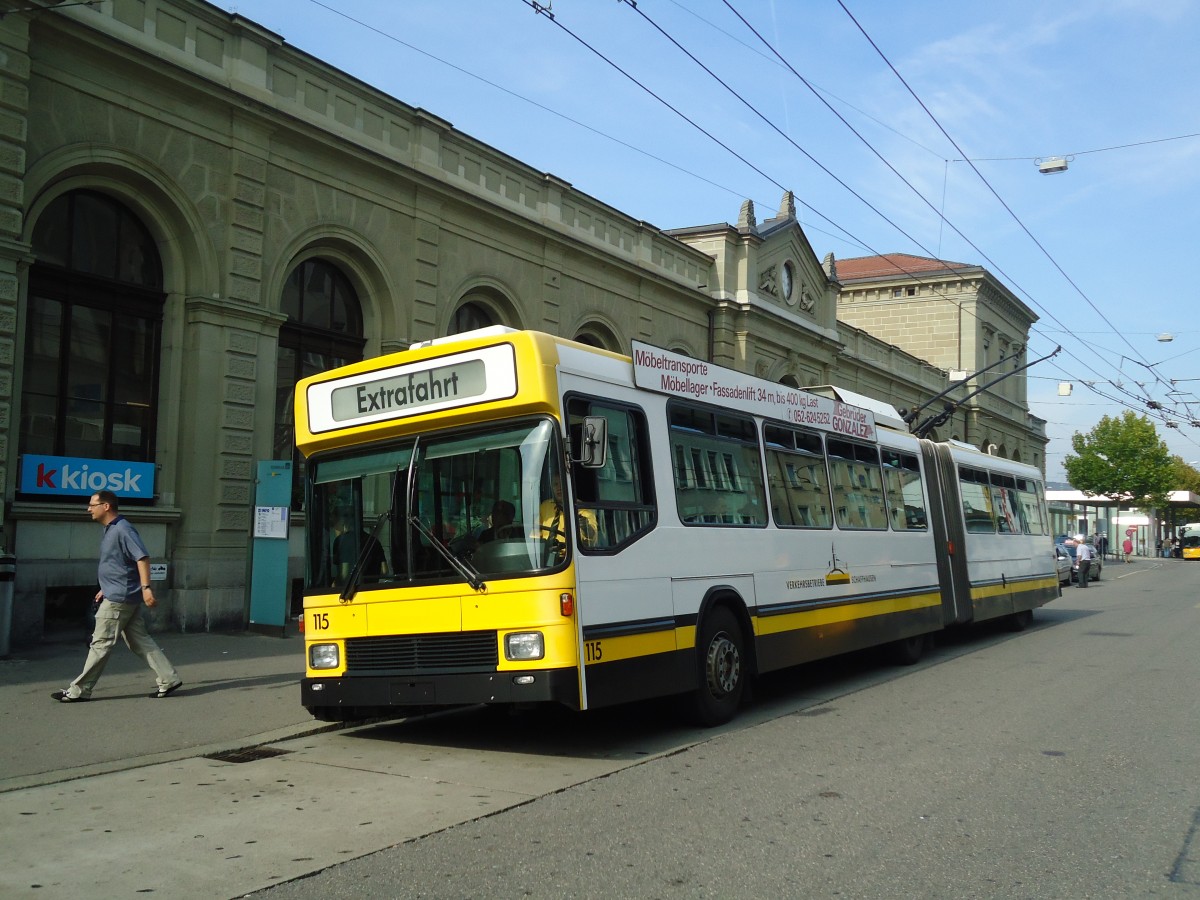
[754,192,834,327]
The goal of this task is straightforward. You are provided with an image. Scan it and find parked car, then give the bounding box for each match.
[1053,544,1073,585]
[1062,543,1102,582]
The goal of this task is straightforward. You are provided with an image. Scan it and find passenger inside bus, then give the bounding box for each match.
[475,500,516,544]
[331,507,387,585]
[541,472,598,548]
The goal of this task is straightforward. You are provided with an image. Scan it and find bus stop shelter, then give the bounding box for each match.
[1046,489,1200,558]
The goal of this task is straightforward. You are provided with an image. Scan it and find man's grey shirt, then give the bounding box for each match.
[98,515,150,603]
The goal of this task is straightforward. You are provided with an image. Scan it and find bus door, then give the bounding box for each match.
[559,381,672,710]
[921,441,972,625]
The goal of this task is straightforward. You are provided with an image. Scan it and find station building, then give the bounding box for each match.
[0,0,1046,644]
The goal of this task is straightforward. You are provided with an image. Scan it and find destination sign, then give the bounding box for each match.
[331,359,485,422]
[631,341,876,441]
[306,343,517,434]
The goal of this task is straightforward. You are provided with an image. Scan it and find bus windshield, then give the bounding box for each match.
[306,418,568,593]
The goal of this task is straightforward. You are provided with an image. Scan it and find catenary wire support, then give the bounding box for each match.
[913,346,1062,439]
[898,348,1024,429]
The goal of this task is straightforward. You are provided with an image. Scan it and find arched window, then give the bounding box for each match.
[20,190,164,478]
[274,259,365,509]
[450,301,495,335]
[573,321,621,352]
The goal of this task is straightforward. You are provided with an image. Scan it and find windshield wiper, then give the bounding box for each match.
[408,514,487,593]
[339,511,389,603]
[340,463,407,602]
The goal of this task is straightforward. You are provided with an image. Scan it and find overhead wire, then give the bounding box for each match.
[538,0,1196,445]
[721,0,1197,446]
[301,0,1195,450]
[300,0,775,208]
[611,1,1190,435]
[956,131,1200,162]
[830,0,1153,372]
[717,2,1142,383]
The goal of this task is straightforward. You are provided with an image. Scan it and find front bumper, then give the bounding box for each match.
[302,667,579,717]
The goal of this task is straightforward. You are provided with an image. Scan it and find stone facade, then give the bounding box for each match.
[835,254,1047,467]
[0,0,1043,645]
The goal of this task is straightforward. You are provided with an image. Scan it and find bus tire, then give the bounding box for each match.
[688,607,745,727]
[1005,609,1034,632]
[885,632,928,666]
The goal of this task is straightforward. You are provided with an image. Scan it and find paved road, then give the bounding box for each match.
[252,559,1200,899]
[2,559,1197,898]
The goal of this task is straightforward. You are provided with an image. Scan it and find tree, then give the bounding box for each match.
[1063,411,1174,510]
[1167,455,1200,495]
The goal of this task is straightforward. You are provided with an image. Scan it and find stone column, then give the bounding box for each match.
[0,9,31,549]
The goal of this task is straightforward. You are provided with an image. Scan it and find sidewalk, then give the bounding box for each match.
[0,629,332,792]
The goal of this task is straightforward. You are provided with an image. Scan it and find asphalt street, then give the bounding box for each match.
[1,554,1197,899]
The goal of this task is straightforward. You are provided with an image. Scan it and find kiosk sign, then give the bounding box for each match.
[20,454,156,499]
[631,341,876,441]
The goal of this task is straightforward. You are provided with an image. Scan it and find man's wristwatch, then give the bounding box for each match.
[141,584,152,589]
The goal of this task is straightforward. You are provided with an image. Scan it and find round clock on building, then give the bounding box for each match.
[781,261,795,304]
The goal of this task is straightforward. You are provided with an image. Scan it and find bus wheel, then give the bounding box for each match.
[1005,609,1034,632]
[885,633,928,666]
[688,607,745,726]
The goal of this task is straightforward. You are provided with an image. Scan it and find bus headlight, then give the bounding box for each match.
[309,643,340,669]
[504,632,544,661]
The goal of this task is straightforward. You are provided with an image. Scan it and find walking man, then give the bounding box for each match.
[51,490,182,702]
[1075,537,1094,588]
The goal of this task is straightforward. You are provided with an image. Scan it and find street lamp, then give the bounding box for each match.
[1036,156,1070,174]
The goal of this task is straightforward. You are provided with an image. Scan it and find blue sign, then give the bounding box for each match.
[19,454,156,499]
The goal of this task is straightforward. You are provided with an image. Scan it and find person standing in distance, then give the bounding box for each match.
[51,490,182,702]
[1075,537,1094,588]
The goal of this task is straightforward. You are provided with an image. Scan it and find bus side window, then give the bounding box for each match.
[669,403,767,528]
[567,397,656,551]
[1016,480,1044,535]
[959,467,995,533]
[881,450,926,532]
[764,424,831,529]
[827,439,887,530]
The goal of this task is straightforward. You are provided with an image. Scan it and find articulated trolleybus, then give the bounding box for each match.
[295,327,1057,725]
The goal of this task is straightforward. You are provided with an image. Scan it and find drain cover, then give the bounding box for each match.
[203,746,293,764]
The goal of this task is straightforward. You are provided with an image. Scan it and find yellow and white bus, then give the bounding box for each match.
[294,328,1058,725]
[1179,523,1200,560]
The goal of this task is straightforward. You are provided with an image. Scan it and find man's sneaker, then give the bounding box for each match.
[50,689,88,703]
[148,681,183,699]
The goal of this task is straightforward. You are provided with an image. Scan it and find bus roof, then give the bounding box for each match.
[295,328,914,456]
[800,385,907,431]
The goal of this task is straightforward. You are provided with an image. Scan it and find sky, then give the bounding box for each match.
[223,0,1200,480]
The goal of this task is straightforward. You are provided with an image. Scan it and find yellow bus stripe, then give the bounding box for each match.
[586,590,942,663]
[754,591,942,638]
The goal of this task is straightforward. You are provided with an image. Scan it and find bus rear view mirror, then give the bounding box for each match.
[577,416,608,468]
